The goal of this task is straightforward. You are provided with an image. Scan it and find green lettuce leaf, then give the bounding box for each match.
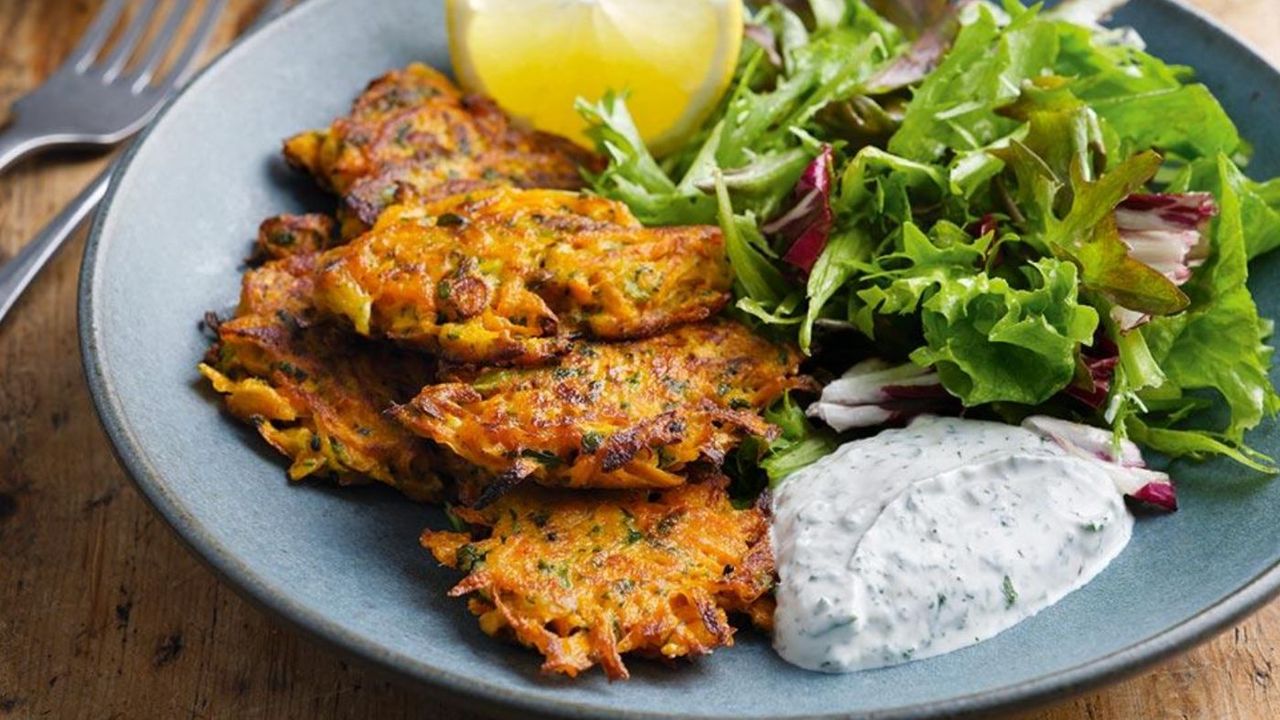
[761,390,838,485]
[1241,175,1280,260]
[577,93,716,226]
[1051,19,1188,101]
[717,30,886,168]
[889,5,1058,162]
[715,173,792,308]
[1048,16,1240,161]
[1089,85,1239,161]
[727,392,836,498]
[910,258,1099,405]
[851,221,990,335]
[800,226,872,351]
[1125,417,1275,473]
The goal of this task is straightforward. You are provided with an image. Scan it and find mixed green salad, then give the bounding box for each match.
[578,0,1280,485]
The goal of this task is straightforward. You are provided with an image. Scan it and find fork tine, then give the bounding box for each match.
[128,0,196,89]
[69,0,127,72]
[100,0,162,81]
[157,0,229,90]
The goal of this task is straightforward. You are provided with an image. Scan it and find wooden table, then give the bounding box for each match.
[1,0,1277,717]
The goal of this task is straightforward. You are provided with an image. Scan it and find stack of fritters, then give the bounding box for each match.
[201,66,807,678]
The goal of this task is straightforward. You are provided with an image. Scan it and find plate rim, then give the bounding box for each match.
[77,0,1280,718]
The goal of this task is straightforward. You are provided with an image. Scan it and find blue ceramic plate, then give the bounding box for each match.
[79,1,1280,717]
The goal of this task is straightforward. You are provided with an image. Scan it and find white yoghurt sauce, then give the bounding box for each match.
[770,415,1134,673]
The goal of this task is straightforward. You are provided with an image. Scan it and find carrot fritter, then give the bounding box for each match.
[312,188,731,366]
[422,472,775,679]
[282,63,600,236]
[199,252,444,501]
[391,319,808,503]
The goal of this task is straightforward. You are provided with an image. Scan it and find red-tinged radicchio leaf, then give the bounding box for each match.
[967,213,998,239]
[1118,192,1218,227]
[1023,415,1143,466]
[764,144,835,275]
[1127,481,1179,512]
[1111,192,1217,330]
[1066,356,1118,408]
[1022,415,1177,513]
[806,358,958,431]
[1065,335,1119,409]
[1116,192,1217,283]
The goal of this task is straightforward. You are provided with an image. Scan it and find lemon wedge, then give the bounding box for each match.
[447,0,743,155]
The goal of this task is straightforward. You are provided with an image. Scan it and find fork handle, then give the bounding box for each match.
[0,161,111,326]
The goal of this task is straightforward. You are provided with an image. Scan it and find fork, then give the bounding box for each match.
[0,0,294,327]
[0,0,220,173]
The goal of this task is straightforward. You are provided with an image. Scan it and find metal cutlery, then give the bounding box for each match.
[0,0,295,327]
[0,0,225,173]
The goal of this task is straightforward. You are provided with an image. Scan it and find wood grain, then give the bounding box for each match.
[0,1,1276,718]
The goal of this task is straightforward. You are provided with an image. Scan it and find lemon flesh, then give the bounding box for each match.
[447,0,743,155]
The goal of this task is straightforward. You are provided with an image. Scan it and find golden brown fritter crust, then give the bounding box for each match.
[421,472,774,679]
[282,63,601,236]
[254,213,336,261]
[199,253,444,501]
[312,188,732,366]
[392,319,809,503]
[423,186,641,228]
